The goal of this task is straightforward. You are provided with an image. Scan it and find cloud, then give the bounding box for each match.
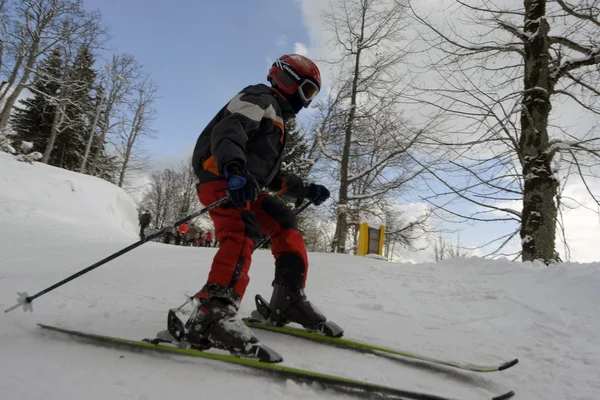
[276,34,287,47]
[294,42,309,56]
[558,181,600,262]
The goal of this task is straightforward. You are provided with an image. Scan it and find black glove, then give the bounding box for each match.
[304,183,330,206]
[224,164,260,207]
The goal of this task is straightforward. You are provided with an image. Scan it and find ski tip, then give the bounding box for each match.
[498,358,519,371]
[491,390,515,400]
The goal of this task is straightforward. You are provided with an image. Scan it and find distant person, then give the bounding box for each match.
[163,229,173,245]
[178,222,189,245]
[186,224,198,247]
[204,231,213,247]
[139,210,152,240]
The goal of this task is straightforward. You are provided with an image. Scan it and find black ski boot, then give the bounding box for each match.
[251,254,344,338]
[252,284,345,338]
[166,297,282,363]
[269,283,326,328]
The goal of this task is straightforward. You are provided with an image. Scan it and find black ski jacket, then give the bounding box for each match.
[191,84,306,197]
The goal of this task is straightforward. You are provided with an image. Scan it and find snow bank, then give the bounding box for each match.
[0,152,138,239]
[1,151,600,400]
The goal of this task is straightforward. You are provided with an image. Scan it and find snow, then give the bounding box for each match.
[546,140,577,154]
[1,152,600,400]
[20,141,33,152]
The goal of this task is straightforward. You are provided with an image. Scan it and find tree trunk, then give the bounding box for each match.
[0,36,40,130]
[332,29,363,254]
[0,52,25,105]
[41,103,64,164]
[0,82,27,130]
[519,0,558,262]
[90,94,115,176]
[118,106,142,187]
[89,128,107,176]
[118,138,133,187]
[80,88,105,173]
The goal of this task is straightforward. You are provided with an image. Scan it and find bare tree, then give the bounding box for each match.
[317,0,438,253]
[299,207,336,253]
[382,202,431,260]
[140,158,201,228]
[38,41,98,164]
[143,168,179,228]
[87,53,140,176]
[174,157,198,220]
[38,45,79,164]
[432,233,470,262]
[410,0,600,262]
[115,74,156,187]
[0,0,103,130]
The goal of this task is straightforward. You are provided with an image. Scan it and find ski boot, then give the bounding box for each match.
[165,297,282,363]
[252,282,344,338]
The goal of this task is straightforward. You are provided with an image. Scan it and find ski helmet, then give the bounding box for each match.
[268,54,321,113]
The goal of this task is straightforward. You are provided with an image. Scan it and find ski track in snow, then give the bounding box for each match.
[1,152,599,400]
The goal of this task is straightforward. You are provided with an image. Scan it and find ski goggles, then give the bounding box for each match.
[298,79,320,103]
[275,70,320,105]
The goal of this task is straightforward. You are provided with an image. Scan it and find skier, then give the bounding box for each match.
[163,229,174,245]
[181,54,335,355]
[186,224,198,247]
[178,221,189,246]
[204,231,213,247]
[138,210,151,240]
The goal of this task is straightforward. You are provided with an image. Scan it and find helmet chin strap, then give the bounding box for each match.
[271,86,300,119]
[288,93,304,114]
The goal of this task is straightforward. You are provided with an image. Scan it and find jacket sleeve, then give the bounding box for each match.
[267,171,308,199]
[211,91,269,173]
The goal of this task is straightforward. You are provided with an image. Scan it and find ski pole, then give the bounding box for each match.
[5,197,230,314]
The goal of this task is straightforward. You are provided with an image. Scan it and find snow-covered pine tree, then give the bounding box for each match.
[281,118,315,245]
[282,118,311,181]
[11,47,117,175]
[55,45,97,171]
[11,49,64,157]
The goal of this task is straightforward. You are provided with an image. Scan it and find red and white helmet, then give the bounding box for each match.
[268,54,321,109]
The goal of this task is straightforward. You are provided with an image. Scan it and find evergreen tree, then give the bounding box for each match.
[282,118,311,180]
[11,49,64,156]
[56,45,97,171]
[281,118,314,239]
[11,46,117,175]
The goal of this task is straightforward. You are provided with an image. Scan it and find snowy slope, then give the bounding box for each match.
[1,152,599,400]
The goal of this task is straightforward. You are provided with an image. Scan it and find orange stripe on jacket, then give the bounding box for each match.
[275,177,288,195]
[203,155,219,175]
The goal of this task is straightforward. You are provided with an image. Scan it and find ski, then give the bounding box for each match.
[244,318,518,373]
[244,319,518,373]
[38,323,515,400]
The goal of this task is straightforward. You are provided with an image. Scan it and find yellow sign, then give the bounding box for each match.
[357,223,385,256]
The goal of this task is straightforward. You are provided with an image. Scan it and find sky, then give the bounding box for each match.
[79,0,600,262]
[84,0,311,161]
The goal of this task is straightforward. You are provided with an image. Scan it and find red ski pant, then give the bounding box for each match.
[196,180,308,305]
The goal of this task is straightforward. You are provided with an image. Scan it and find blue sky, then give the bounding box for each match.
[84,0,310,161]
